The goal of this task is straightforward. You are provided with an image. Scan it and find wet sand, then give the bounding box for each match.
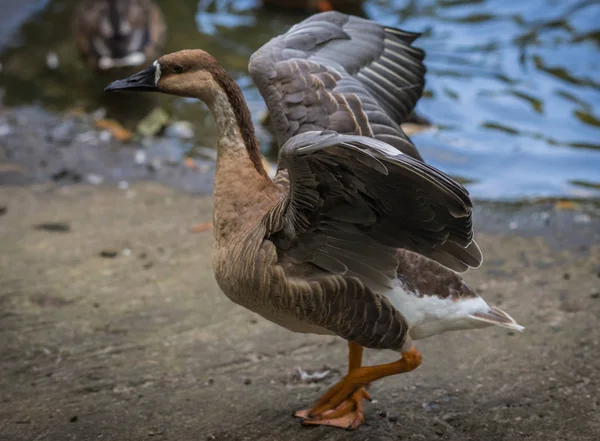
[1,180,599,441]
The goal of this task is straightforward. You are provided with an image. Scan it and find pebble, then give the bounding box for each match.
[100,249,118,258]
[0,123,11,137]
[134,149,147,165]
[50,121,76,143]
[34,222,71,232]
[46,52,59,69]
[98,130,112,142]
[86,174,104,185]
[165,121,194,140]
[192,147,217,162]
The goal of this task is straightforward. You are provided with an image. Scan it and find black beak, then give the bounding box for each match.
[104,63,157,92]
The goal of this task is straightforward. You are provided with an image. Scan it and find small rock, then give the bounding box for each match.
[34,222,71,232]
[51,169,82,183]
[118,181,129,190]
[98,130,112,142]
[150,158,162,171]
[50,121,76,143]
[243,378,252,385]
[0,123,11,137]
[574,213,591,224]
[387,414,399,423]
[563,273,570,280]
[591,292,600,299]
[137,107,170,136]
[193,147,217,162]
[69,415,78,423]
[86,174,104,185]
[46,52,59,69]
[135,149,147,165]
[90,108,107,121]
[100,249,118,258]
[165,121,194,139]
[0,206,6,216]
[423,401,440,412]
[123,248,132,257]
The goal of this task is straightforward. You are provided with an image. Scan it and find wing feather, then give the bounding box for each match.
[265,132,482,290]
[249,11,426,160]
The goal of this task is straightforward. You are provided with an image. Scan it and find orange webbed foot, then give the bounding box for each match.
[294,386,371,430]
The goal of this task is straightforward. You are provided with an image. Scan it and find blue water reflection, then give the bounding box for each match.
[0,0,598,200]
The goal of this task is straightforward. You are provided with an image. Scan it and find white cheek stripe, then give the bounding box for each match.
[153,60,161,86]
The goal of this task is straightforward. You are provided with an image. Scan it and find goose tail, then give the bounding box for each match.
[469,306,524,332]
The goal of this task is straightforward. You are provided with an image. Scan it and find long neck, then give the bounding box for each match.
[206,73,269,180]
[206,70,276,243]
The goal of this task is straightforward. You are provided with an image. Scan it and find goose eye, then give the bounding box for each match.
[173,65,183,74]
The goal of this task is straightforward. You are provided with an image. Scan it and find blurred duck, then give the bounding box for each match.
[262,0,363,12]
[74,0,166,71]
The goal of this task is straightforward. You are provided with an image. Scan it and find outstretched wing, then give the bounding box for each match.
[264,132,482,289]
[249,11,426,159]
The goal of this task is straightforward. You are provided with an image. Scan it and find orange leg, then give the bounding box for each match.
[295,344,422,430]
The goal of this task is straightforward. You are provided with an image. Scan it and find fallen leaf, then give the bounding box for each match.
[137,108,170,136]
[65,106,86,117]
[554,200,578,211]
[190,222,213,233]
[95,119,133,141]
[184,157,199,170]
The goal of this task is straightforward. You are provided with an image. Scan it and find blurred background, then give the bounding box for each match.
[0,0,599,200]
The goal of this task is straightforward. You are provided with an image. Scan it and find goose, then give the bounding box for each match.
[105,11,523,430]
[74,0,166,71]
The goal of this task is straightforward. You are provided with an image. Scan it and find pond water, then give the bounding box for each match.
[0,0,599,201]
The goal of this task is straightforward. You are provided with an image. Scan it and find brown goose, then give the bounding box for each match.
[105,11,523,430]
[74,0,166,70]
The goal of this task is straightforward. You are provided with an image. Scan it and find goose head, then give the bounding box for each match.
[105,50,225,103]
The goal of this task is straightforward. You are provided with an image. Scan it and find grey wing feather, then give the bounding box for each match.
[249,11,426,160]
[266,131,482,289]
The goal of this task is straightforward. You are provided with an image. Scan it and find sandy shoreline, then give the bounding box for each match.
[0,179,599,441]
